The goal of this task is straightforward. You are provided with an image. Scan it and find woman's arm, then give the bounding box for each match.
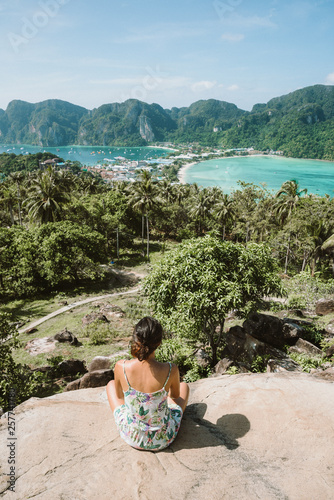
[168,364,181,400]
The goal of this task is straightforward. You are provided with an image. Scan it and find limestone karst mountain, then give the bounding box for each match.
[1,84,334,159]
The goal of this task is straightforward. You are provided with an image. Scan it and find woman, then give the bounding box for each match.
[106,316,189,451]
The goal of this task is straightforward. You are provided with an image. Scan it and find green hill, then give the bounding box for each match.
[0,85,333,159]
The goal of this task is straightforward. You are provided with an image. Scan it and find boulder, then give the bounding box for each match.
[313,367,334,381]
[58,359,87,376]
[82,312,109,326]
[1,373,333,500]
[315,298,334,316]
[242,313,300,349]
[214,358,234,374]
[267,358,302,373]
[66,369,114,391]
[88,356,113,372]
[194,348,211,368]
[24,337,56,355]
[288,338,324,357]
[325,320,334,335]
[54,328,79,345]
[325,343,334,359]
[24,327,38,334]
[224,325,287,367]
[99,304,125,319]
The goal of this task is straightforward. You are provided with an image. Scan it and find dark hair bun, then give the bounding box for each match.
[131,317,163,361]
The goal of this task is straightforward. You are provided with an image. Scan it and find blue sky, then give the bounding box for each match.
[0,0,333,111]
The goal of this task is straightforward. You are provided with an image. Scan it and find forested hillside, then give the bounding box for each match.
[0,85,333,159]
[222,85,334,160]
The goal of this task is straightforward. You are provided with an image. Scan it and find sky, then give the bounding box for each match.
[0,0,333,112]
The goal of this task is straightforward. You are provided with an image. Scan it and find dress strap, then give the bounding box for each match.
[162,362,172,389]
[123,360,131,389]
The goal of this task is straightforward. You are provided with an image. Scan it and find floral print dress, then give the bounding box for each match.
[113,361,183,451]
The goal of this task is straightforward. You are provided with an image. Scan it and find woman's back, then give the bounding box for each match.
[117,358,173,394]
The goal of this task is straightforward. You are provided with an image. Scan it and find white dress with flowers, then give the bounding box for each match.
[113,361,183,451]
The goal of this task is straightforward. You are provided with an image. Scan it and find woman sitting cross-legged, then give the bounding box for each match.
[106,316,189,451]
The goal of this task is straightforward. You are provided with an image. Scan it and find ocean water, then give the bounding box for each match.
[183,155,334,197]
[0,144,170,166]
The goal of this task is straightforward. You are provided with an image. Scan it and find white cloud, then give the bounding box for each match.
[191,80,217,92]
[325,72,334,84]
[225,14,276,29]
[227,84,239,91]
[221,33,244,42]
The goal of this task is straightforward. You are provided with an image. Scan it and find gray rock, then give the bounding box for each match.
[315,298,334,316]
[224,325,286,366]
[313,367,334,381]
[58,359,87,376]
[325,344,334,358]
[194,348,211,368]
[267,358,302,372]
[66,369,114,391]
[54,328,79,345]
[3,373,334,500]
[214,358,234,374]
[82,312,109,326]
[243,313,300,349]
[288,338,324,357]
[25,337,57,355]
[88,356,112,372]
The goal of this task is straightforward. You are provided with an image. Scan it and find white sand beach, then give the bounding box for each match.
[177,162,199,183]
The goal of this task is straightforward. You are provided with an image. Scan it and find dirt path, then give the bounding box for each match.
[18,286,141,334]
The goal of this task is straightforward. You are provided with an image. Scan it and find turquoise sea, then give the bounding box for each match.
[182,155,334,197]
[0,144,171,166]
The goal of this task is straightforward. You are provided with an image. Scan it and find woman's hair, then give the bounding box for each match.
[131,316,163,361]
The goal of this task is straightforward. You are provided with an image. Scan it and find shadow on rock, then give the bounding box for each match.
[173,403,250,450]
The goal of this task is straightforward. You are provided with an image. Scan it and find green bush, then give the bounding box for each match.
[251,355,270,373]
[156,337,208,381]
[289,352,324,372]
[0,313,45,412]
[82,320,118,346]
[287,295,307,310]
[301,324,324,347]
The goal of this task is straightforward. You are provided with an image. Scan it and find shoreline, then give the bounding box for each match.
[177,162,199,184]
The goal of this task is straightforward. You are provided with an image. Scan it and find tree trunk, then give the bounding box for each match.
[141,215,145,256]
[146,215,150,261]
[284,233,291,274]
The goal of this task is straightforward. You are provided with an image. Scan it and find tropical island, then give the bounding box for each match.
[1,84,334,500]
[0,84,334,160]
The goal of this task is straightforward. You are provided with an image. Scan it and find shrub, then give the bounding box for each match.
[0,313,45,412]
[289,352,324,372]
[82,320,118,346]
[251,355,270,373]
[287,295,307,310]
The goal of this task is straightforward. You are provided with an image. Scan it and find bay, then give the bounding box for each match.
[0,144,171,166]
[182,155,334,197]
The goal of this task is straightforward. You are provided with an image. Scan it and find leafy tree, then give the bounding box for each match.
[0,313,43,412]
[144,236,283,365]
[35,221,108,286]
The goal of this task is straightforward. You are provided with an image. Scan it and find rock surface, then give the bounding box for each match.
[315,298,334,315]
[1,373,333,500]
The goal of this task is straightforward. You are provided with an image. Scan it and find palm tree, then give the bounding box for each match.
[0,183,17,225]
[127,172,159,259]
[189,188,213,235]
[213,194,235,240]
[159,179,176,205]
[8,171,25,226]
[24,166,71,224]
[274,180,307,225]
